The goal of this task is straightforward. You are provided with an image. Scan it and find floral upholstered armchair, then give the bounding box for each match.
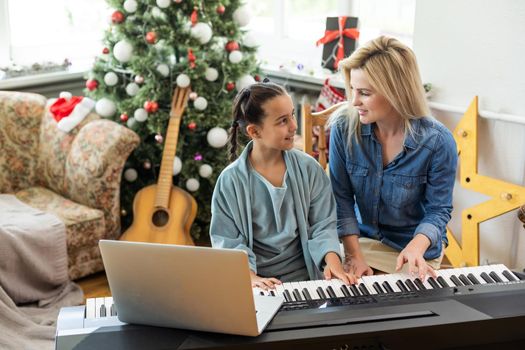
[0,91,140,280]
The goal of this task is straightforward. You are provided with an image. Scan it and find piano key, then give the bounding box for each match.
[340,284,351,297]
[325,286,337,299]
[493,265,516,282]
[358,283,371,295]
[404,279,418,291]
[300,281,320,300]
[95,297,105,318]
[292,288,303,301]
[450,274,463,286]
[302,288,312,300]
[381,280,395,294]
[413,278,426,290]
[85,298,96,319]
[110,303,117,316]
[489,271,503,283]
[436,276,450,288]
[459,274,472,286]
[283,289,293,302]
[372,281,385,294]
[316,286,327,299]
[480,272,495,283]
[327,279,345,298]
[270,290,276,296]
[396,279,409,292]
[275,283,286,298]
[427,277,440,289]
[349,283,361,296]
[467,273,481,285]
[502,270,518,282]
[100,304,107,317]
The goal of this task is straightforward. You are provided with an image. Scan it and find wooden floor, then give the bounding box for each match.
[76,271,111,302]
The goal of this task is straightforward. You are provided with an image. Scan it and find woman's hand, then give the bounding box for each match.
[396,234,437,280]
[249,270,281,290]
[323,252,358,284]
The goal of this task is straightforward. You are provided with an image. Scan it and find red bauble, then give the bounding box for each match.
[120,113,129,122]
[254,75,261,82]
[145,31,158,44]
[111,11,125,24]
[144,100,159,113]
[188,121,197,131]
[216,4,225,14]
[226,82,235,91]
[85,79,98,91]
[225,40,239,52]
[102,47,109,54]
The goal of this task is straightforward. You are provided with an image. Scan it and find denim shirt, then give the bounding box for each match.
[329,116,458,259]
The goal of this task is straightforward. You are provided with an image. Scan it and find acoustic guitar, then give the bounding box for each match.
[120,87,197,245]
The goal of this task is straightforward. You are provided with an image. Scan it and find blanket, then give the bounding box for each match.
[0,194,84,350]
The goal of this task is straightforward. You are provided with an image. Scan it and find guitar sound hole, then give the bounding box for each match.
[152,209,170,228]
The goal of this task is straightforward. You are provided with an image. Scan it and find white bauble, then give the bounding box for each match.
[125,82,140,96]
[172,156,182,175]
[95,98,116,117]
[126,117,136,129]
[104,72,119,86]
[205,67,219,81]
[242,31,258,48]
[156,0,170,8]
[233,5,251,27]
[198,164,213,178]
[207,127,228,148]
[176,73,190,88]
[123,0,138,13]
[193,97,208,111]
[228,50,243,64]
[113,40,133,63]
[151,7,166,20]
[236,74,255,91]
[190,22,213,44]
[156,63,170,77]
[59,91,72,100]
[134,108,148,122]
[124,168,138,182]
[185,178,200,192]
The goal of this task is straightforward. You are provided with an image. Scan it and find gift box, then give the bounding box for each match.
[316,16,359,71]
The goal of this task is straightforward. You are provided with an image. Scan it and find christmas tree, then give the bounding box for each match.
[85,0,260,241]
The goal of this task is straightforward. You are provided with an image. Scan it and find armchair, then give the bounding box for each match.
[0,91,140,280]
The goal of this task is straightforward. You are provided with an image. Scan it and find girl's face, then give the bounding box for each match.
[350,68,398,124]
[251,94,297,151]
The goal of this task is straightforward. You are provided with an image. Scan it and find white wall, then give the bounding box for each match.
[413,0,525,268]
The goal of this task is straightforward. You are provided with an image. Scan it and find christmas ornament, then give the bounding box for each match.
[172,156,182,175]
[155,133,164,143]
[85,79,98,91]
[204,67,218,81]
[144,100,159,113]
[207,127,228,148]
[242,32,258,48]
[174,0,183,3]
[199,164,213,178]
[104,72,118,86]
[193,96,208,110]
[190,22,213,44]
[113,40,133,63]
[176,73,190,87]
[216,4,225,15]
[143,160,152,169]
[156,0,170,8]
[156,63,170,77]
[134,75,144,84]
[194,153,203,161]
[225,40,239,52]
[124,168,138,182]
[189,92,198,101]
[49,96,95,133]
[226,81,235,91]
[188,121,197,130]
[190,8,198,25]
[123,0,138,13]
[134,108,148,122]
[254,74,261,82]
[125,82,140,96]
[102,47,110,54]
[186,178,200,192]
[121,209,127,216]
[111,11,125,24]
[236,74,255,91]
[228,50,243,64]
[187,49,196,68]
[146,31,158,44]
[120,113,129,122]
[233,5,251,27]
[151,7,167,20]
[126,117,136,129]
[95,98,116,117]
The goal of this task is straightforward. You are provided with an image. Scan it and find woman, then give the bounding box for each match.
[329,36,457,280]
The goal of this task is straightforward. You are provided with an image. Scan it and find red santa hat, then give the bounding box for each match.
[49,92,95,133]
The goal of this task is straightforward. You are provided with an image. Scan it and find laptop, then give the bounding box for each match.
[98,240,284,336]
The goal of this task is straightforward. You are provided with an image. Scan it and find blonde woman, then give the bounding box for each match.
[329,36,457,281]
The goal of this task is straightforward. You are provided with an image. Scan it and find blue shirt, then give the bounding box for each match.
[329,116,458,259]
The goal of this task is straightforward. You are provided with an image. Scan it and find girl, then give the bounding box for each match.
[210,81,355,290]
[329,36,458,280]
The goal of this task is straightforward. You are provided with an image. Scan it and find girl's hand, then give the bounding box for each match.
[323,252,358,285]
[250,271,281,290]
[343,254,373,278]
[395,234,437,280]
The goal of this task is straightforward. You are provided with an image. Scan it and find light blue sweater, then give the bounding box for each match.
[210,142,341,280]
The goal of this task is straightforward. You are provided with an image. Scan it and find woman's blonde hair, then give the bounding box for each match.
[329,36,430,143]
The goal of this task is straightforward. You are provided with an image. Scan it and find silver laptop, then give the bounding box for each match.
[98,240,283,336]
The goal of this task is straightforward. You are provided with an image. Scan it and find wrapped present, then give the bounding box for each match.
[316,16,359,71]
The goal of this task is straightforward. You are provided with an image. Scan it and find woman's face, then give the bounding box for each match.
[350,68,398,124]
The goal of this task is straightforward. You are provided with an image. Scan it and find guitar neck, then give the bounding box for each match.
[155,115,181,208]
